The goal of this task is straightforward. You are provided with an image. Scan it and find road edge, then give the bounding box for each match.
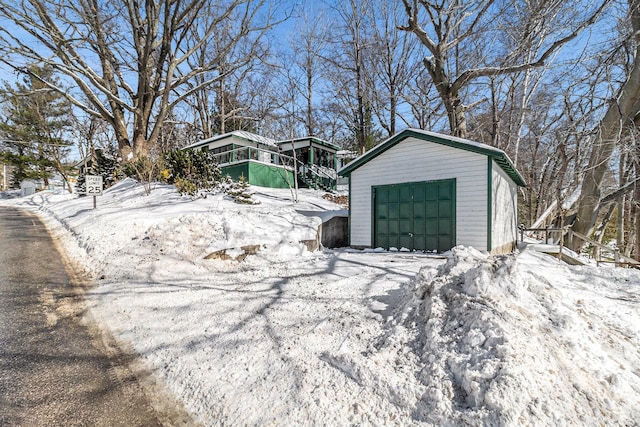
[22,207,199,427]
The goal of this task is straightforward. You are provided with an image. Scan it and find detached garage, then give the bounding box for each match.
[338,129,526,254]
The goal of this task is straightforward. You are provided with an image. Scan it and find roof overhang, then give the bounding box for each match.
[277,136,341,152]
[183,130,277,150]
[338,128,526,187]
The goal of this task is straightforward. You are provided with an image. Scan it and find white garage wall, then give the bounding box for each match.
[491,160,519,252]
[349,137,488,248]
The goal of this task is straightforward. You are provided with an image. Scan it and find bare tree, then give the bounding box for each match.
[289,10,330,137]
[399,0,608,139]
[367,0,417,137]
[572,0,640,253]
[401,63,444,130]
[323,0,379,153]
[0,0,278,162]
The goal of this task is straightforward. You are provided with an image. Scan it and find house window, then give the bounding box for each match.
[211,144,233,163]
[212,144,233,155]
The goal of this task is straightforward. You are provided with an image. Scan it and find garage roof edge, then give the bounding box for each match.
[338,129,527,187]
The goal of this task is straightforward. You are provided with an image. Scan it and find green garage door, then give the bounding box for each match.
[373,179,455,252]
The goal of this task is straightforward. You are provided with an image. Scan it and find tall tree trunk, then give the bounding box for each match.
[572,106,627,247]
[617,154,626,248]
[424,57,468,139]
[636,148,640,259]
[112,114,133,161]
[307,61,314,136]
[356,56,366,153]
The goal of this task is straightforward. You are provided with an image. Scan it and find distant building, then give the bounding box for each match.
[185,131,341,191]
[20,179,40,196]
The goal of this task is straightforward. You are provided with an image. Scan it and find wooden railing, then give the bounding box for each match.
[519,225,640,268]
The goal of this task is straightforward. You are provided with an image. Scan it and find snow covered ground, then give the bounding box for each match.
[2,179,639,426]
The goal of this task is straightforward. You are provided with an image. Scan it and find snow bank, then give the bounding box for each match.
[375,247,640,426]
[19,179,324,282]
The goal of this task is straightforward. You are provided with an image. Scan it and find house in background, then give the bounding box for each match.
[278,137,341,191]
[338,129,526,254]
[184,130,341,191]
[20,179,39,196]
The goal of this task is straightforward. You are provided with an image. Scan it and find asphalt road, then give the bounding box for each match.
[0,207,188,426]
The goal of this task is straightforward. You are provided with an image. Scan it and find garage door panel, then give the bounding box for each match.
[439,218,452,232]
[439,200,452,217]
[399,235,413,249]
[377,187,389,203]
[400,202,412,219]
[413,185,425,202]
[376,221,388,234]
[439,235,453,251]
[389,188,399,203]
[425,218,438,234]
[425,186,437,201]
[426,236,438,250]
[399,186,412,202]
[400,219,412,234]
[425,203,438,218]
[438,181,454,200]
[377,205,388,219]
[388,203,399,219]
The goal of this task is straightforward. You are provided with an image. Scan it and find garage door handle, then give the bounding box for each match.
[408,233,413,237]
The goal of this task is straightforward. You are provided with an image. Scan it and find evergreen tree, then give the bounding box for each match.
[0,65,72,189]
[163,148,222,196]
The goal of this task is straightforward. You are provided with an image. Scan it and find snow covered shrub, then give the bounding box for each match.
[119,155,160,195]
[225,174,260,204]
[163,149,222,195]
[174,177,197,196]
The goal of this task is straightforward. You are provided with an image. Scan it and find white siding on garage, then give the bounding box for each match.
[491,160,519,252]
[349,136,488,248]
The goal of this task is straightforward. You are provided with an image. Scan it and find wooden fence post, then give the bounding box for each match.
[558,218,564,260]
[567,229,573,250]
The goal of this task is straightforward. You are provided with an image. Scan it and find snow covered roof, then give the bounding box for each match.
[339,128,526,187]
[184,130,278,149]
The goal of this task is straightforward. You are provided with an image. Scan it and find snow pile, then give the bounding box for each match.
[23,179,324,281]
[376,247,640,426]
[2,181,640,426]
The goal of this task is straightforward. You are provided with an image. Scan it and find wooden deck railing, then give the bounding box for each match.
[519,225,640,267]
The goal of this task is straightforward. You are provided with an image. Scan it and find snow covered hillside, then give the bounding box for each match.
[2,179,639,426]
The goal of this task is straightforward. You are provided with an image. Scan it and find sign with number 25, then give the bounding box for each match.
[85,175,103,196]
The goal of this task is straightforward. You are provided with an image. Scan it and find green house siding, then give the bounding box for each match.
[372,179,456,252]
[221,162,294,189]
